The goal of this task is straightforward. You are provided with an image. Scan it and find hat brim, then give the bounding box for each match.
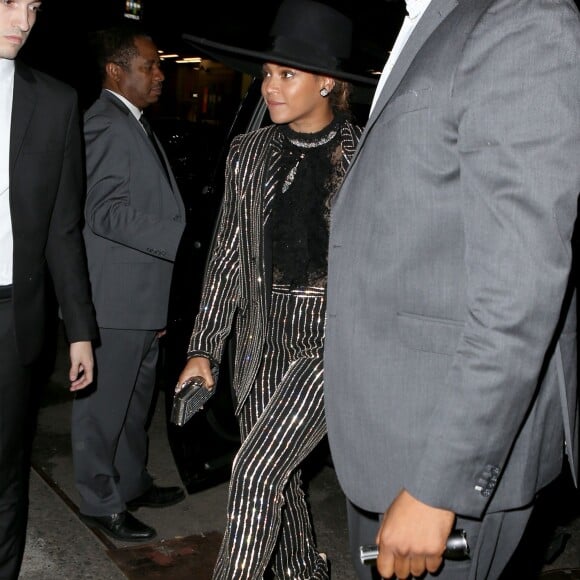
[181,33,379,86]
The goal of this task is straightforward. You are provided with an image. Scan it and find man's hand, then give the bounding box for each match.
[176,356,214,393]
[376,489,455,579]
[68,341,94,391]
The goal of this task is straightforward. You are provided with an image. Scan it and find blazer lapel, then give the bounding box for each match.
[102,90,185,217]
[367,0,458,128]
[332,0,459,211]
[10,63,36,175]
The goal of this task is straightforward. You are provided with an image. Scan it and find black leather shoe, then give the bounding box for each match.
[82,511,156,542]
[126,484,186,510]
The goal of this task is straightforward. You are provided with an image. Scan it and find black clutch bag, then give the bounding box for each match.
[171,376,215,426]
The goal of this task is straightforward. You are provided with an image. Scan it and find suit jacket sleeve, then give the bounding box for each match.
[45,90,98,343]
[187,135,243,365]
[83,113,184,261]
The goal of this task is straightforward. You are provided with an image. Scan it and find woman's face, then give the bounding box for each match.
[261,62,335,133]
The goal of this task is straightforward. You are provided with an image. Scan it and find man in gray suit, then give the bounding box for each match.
[324,0,580,578]
[72,26,186,542]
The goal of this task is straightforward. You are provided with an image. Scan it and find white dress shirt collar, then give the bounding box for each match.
[406,0,431,21]
[368,0,432,116]
[104,88,142,122]
[0,58,15,79]
[0,58,15,285]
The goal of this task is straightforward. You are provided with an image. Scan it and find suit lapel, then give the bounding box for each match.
[366,0,458,130]
[102,90,185,217]
[332,0,459,210]
[10,63,36,175]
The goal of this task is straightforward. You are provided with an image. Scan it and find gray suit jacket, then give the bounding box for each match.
[325,0,580,519]
[83,91,186,330]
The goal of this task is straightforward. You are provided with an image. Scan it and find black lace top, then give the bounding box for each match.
[271,114,347,289]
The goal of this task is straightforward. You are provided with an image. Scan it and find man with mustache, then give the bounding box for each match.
[72,25,186,542]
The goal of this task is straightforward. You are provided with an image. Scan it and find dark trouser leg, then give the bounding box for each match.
[272,466,328,580]
[213,288,328,580]
[72,328,157,515]
[115,334,158,501]
[213,358,328,580]
[346,502,382,580]
[467,506,534,580]
[0,298,32,580]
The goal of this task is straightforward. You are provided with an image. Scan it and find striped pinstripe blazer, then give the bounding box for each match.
[188,120,361,413]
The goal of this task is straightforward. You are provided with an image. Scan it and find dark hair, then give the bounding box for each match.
[90,24,152,82]
[329,80,352,115]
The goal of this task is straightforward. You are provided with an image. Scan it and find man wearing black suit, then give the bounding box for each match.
[71,26,186,542]
[0,1,98,578]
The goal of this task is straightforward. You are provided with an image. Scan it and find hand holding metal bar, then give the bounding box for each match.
[360,528,470,565]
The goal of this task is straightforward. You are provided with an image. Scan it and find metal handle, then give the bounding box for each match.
[359,528,470,565]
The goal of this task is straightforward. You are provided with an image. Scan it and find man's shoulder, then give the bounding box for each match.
[83,96,106,119]
[84,92,132,123]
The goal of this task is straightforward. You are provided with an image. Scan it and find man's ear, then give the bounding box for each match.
[105,62,121,82]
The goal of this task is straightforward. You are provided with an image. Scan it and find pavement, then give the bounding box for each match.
[17,323,580,579]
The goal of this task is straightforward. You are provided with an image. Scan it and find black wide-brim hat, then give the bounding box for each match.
[182,0,378,86]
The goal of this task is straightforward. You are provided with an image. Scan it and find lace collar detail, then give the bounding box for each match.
[279,114,343,149]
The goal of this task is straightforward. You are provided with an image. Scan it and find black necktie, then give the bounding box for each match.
[139,114,171,180]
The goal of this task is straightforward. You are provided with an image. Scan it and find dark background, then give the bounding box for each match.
[19,0,405,105]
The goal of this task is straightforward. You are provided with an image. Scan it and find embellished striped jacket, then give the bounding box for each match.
[187,120,362,413]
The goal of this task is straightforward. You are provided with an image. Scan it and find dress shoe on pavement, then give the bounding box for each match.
[126,484,186,510]
[82,511,156,542]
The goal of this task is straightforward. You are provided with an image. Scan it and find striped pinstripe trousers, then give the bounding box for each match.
[213,285,330,580]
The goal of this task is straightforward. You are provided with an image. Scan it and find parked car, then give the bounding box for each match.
[154,80,266,493]
[156,77,374,494]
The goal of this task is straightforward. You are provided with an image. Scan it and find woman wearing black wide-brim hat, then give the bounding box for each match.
[177,1,372,578]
